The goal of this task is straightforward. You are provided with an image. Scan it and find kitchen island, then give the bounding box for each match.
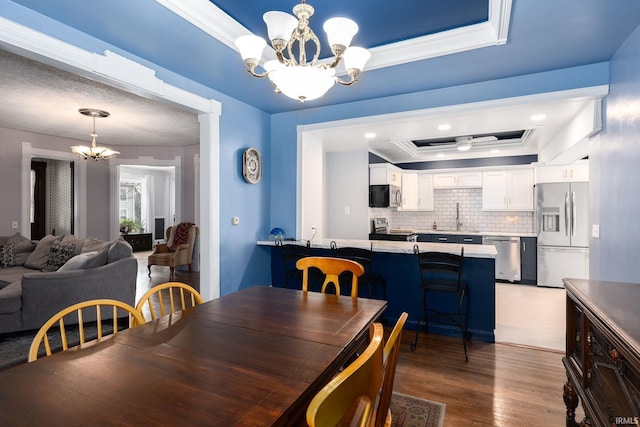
[258,238,497,343]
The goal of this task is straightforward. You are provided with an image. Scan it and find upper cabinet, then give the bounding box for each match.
[400,173,418,210]
[433,171,483,188]
[369,163,402,186]
[417,174,435,211]
[535,162,589,183]
[400,173,434,211]
[482,168,534,211]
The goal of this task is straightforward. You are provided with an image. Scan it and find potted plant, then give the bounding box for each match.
[119,218,144,234]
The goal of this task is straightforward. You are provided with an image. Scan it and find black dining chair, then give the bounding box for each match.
[277,241,319,290]
[411,247,470,361]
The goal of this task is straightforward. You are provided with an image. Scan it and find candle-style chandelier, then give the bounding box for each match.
[234,0,371,102]
[71,108,120,161]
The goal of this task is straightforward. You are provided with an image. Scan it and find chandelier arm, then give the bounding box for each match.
[247,68,269,78]
[335,69,362,86]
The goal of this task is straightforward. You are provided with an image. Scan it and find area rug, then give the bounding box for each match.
[390,392,446,427]
[0,322,116,370]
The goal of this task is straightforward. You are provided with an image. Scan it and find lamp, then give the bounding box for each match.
[71,108,120,160]
[456,136,473,152]
[234,0,371,102]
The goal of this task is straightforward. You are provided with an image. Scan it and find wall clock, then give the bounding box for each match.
[242,147,262,184]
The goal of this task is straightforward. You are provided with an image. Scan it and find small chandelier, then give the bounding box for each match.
[71,108,120,161]
[234,0,371,102]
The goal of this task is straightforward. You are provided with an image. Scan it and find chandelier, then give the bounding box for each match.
[71,108,120,161]
[234,0,371,102]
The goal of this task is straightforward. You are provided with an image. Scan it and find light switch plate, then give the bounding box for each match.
[592,224,600,239]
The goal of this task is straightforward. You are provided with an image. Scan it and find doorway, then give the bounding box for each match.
[30,158,74,239]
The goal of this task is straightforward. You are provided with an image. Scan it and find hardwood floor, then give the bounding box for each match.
[133,254,576,426]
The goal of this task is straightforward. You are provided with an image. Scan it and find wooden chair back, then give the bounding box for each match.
[375,312,409,427]
[296,256,365,298]
[135,281,203,322]
[28,299,143,362]
[307,323,384,427]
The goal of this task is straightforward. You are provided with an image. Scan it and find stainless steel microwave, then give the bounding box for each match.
[369,185,401,208]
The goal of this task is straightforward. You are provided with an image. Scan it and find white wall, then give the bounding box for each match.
[299,133,324,240]
[325,151,370,239]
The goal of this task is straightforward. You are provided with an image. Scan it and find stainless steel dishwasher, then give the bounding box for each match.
[482,236,521,282]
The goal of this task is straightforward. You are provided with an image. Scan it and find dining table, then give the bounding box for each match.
[0,286,387,426]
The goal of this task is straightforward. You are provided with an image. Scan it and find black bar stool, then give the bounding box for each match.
[333,244,387,300]
[411,246,470,361]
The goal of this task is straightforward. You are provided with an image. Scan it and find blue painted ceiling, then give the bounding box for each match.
[7,0,640,114]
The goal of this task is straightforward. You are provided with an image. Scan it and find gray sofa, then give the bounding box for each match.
[0,233,137,334]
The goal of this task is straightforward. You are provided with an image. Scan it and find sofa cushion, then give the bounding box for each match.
[0,281,22,314]
[107,238,133,263]
[58,247,108,271]
[42,241,76,272]
[0,242,16,268]
[24,234,62,270]
[61,234,85,256]
[81,238,110,254]
[0,266,35,287]
[6,233,36,266]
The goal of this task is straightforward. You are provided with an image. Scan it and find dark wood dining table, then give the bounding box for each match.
[0,286,387,426]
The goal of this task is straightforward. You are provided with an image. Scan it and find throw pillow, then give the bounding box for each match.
[61,234,85,256]
[6,233,36,266]
[42,241,76,272]
[107,238,133,263]
[58,247,109,272]
[81,238,110,254]
[24,234,62,270]
[0,242,16,268]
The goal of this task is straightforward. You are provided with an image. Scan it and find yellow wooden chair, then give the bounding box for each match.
[296,256,365,298]
[307,323,384,427]
[28,299,143,362]
[375,312,409,427]
[135,281,203,322]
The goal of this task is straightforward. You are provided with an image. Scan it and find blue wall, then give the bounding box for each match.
[590,25,640,282]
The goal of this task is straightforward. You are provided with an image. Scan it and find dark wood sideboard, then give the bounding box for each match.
[563,278,640,427]
[120,232,152,252]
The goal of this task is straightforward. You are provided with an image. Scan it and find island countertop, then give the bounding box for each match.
[257,237,497,259]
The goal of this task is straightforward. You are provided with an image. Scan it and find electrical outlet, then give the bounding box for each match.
[11,221,18,229]
[232,216,240,225]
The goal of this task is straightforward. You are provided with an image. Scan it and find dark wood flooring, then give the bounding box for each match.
[134,252,576,426]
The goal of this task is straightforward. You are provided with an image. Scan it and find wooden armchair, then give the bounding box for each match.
[147,223,198,279]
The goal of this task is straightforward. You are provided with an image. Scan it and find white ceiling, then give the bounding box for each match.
[0,47,604,163]
[0,49,199,147]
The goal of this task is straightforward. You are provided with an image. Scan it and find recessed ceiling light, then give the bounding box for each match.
[437,123,451,131]
[491,149,501,154]
[530,114,546,122]
[364,132,376,139]
[436,153,445,158]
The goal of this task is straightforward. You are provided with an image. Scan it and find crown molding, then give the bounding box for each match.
[156,0,513,70]
[0,15,220,115]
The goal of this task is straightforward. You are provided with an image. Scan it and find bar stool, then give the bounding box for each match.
[411,246,470,361]
[333,244,387,299]
[277,240,313,289]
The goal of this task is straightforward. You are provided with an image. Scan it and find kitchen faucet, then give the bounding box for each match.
[456,202,463,231]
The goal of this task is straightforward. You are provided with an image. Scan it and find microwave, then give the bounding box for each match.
[369,185,401,208]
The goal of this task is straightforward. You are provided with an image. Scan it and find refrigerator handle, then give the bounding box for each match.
[564,192,570,237]
[571,191,576,237]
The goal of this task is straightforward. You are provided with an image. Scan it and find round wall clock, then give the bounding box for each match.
[242,147,262,184]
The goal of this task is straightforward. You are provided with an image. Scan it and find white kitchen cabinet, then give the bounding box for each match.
[535,162,589,183]
[369,163,402,186]
[417,173,434,211]
[482,168,534,211]
[433,171,483,188]
[400,173,418,210]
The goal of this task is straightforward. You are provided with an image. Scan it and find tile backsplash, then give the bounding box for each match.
[370,188,534,234]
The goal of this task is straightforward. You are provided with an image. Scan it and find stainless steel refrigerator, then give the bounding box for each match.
[536,182,589,288]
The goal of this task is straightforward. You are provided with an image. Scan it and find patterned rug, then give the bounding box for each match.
[390,392,446,427]
[0,322,117,370]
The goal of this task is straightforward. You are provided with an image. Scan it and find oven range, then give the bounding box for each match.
[369,218,418,242]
